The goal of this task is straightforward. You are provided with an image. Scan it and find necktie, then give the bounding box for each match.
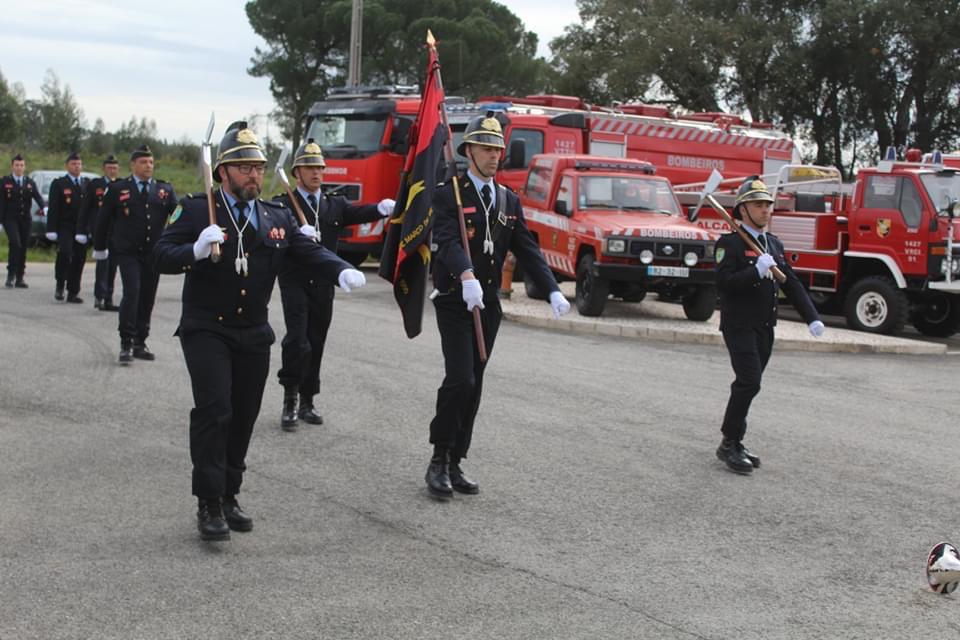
[236,201,248,225]
[140,181,149,195]
[307,193,318,222]
[758,233,767,252]
[480,184,492,211]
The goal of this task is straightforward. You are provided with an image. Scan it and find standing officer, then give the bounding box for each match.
[0,154,44,288]
[80,154,120,310]
[714,177,825,474]
[93,145,177,363]
[154,122,365,541]
[274,138,394,431]
[425,113,571,499]
[45,152,88,302]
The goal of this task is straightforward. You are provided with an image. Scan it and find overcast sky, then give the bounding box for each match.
[0,0,581,144]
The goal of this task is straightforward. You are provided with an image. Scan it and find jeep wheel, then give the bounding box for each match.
[844,276,907,334]
[682,285,716,321]
[523,271,549,300]
[912,292,960,337]
[575,254,609,316]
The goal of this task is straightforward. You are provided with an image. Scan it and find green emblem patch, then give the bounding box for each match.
[715,247,725,263]
[167,205,182,226]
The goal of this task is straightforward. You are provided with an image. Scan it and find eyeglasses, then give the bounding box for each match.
[233,164,267,175]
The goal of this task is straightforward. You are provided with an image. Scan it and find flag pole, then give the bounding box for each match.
[430,29,488,363]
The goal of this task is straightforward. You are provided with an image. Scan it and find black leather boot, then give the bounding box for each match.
[716,438,753,475]
[54,283,64,301]
[281,388,298,431]
[132,342,155,360]
[4,274,12,288]
[118,340,133,364]
[741,444,761,468]
[197,498,230,541]
[297,394,323,425]
[448,456,479,494]
[222,495,253,532]
[425,448,453,499]
[14,278,27,289]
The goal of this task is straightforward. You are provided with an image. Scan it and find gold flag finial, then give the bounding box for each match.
[426,29,436,47]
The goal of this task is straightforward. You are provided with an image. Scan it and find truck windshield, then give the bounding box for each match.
[920,172,960,214]
[305,115,387,158]
[578,176,680,215]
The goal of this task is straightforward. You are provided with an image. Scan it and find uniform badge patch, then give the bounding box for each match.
[167,205,182,225]
[715,247,725,262]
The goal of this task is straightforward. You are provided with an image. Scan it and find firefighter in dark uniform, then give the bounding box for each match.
[79,154,120,310]
[274,139,394,431]
[45,152,88,302]
[425,113,571,499]
[714,177,825,474]
[93,145,177,363]
[0,154,44,288]
[153,122,365,541]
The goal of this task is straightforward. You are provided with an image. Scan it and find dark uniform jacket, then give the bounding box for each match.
[46,174,87,235]
[153,191,352,330]
[94,176,177,255]
[715,230,820,331]
[432,174,557,297]
[0,175,43,226]
[274,189,380,294]
[78,176,114,237]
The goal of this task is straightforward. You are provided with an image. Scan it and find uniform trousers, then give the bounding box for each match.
[5,213,31,280]
[277,282,333,396]
[720,325,774,442]
[180,323,274,498]
[94,254,118,302]
[115,252,159,343]
[54,226,86,296]
[429,293,502,460]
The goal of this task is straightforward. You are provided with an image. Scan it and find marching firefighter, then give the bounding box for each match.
[93,145,177,363]
[424,113,571,499]
[714,177,825,474]
[0,154,44,288]
[154,122,364,541]
[273,139,394,431]
[80,154,120,310]
[45,152,88,303]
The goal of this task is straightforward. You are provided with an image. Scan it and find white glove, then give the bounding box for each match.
[298,223,318,240]
[193,224,224,261]
[46,231,58,242]
[549,291,571,319]
[462,278,485,311]
[92,249,109,260]
[809,320,825,338]
[338,268,366,292]
[755,253,776,279]
[75,233,88,244]
[377,198,396,218]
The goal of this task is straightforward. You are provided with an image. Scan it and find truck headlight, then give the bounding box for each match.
[639,249,654,264]
[606,238,626,254]
[941,258,960,274]
[683,251,699,267]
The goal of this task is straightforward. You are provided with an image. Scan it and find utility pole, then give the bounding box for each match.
[348,0,363,86]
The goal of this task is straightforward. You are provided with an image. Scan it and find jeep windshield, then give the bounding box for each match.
[920,171,960,214]
[578,176,680,215]
[304,114,387,159]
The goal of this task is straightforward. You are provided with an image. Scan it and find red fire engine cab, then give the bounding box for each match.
[301,86,799,265]
[678,156,960,336]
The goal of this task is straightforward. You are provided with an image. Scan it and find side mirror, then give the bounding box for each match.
[687,205,700,223]
[554,200,568,216]
[505,139,526,170]
[951,201,960,219]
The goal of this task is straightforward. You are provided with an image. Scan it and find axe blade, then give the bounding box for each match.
[203,111,216,145]
[268,146,290,195]
[690,169,725,222]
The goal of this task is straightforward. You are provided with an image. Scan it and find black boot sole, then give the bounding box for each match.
[451,481,479,495]
[225,519,253,532]
[426,485,453,500]
[716,449,754,475]
[199,529,231,541]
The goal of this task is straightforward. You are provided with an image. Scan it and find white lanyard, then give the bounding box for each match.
[303,192,322,243]
[222,188,251,275]
[479,184,495,255]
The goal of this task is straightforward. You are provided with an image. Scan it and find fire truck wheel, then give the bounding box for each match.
[682,286,717,321]
[523,271,549,301]
[912,292,960,337]
[575,254,609,316]
[844,276,907,335]
[339,251,368,268]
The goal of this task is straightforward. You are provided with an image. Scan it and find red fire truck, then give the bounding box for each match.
[301,86,798,265]
[520,154,719,319]
[677,157,960,336]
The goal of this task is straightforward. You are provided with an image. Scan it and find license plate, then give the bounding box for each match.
[647,265,689,277]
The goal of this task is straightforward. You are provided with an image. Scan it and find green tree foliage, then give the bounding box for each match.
[0,69,24,144]
[37,70,84,152]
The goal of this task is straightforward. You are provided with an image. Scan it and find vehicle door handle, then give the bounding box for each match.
[858,225,870,231]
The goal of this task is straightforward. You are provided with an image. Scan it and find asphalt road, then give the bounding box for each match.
[2,263,960,639]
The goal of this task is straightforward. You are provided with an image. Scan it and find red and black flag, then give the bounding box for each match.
[378,39,448,338]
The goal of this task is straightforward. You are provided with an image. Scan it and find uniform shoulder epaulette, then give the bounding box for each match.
[186,192,207,200]
[260,197,286,209]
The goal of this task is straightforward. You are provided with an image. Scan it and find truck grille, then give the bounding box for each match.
[322,183,361,201]
[630,240,708,260]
